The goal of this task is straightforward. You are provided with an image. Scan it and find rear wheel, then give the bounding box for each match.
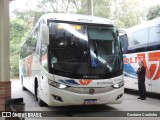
[35,79,47,107]
[22,86,27,91]
[21,75,27,91]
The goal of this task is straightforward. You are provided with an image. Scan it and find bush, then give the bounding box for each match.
[10,54,19,78]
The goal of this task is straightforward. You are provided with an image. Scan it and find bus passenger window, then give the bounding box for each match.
[149,25,160,51]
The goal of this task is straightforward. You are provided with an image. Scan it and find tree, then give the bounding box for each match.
[13,9,44,27]
[36,0,80,13]
[93,0,111,18]
[110,0,145,28]
[10,18,30,78]
[77,0,110,18]
[146,5,160,20]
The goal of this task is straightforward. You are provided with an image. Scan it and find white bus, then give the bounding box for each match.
[19,13,124,106]
[119,17,160,94]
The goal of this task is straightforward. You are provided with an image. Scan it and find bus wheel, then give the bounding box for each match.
[21,75,27,91]
[39,99,47,107]
[22,86,27,91]
[36,87,47,107]
[35,81,47,107]
[35,79,38,101]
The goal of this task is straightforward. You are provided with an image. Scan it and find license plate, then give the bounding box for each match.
[84,99,97,105]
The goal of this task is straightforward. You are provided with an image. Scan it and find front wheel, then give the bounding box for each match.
[36,86,47,107]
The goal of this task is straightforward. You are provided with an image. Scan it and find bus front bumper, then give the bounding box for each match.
[46,86,124,106]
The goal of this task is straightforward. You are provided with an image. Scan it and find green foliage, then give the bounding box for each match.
[10,19,29,78]
[13,10,44,26]
[10,10,43,78]
[10,19,29,55]
[76,0,87,14]
[146,5,160,20]
[93,0,110,18]
[36,0,79,13]
[110,0,145,28]
[77,0,144,28]
[10,54,19,78]
[77,0,110,17]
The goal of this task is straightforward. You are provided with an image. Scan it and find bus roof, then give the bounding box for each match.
[127,17,160,32]
[39,13,114,25]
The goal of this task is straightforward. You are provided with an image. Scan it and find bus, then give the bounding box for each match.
[119,17,160,94]
[19,13,124,106]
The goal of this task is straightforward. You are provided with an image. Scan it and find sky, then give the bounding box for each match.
[10,0,160,13]
[10,0,38,12]
[143,0,160,8]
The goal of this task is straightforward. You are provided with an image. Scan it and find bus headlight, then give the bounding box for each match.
[48,80,68,89]
[112,81,124,89]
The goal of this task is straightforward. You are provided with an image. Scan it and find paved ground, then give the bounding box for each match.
[2,79,159,120]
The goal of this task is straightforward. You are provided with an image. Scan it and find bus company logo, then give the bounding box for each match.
[123,56,143,64]
[137,52,160,80]
[79,80,92,85]
[89,88,95,94]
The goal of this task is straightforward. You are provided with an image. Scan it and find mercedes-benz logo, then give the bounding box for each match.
[89,88,95,94]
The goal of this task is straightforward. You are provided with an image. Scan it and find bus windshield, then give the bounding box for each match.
[49,22,122,79]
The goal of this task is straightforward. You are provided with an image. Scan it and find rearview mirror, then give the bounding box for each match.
[40,23,49,45]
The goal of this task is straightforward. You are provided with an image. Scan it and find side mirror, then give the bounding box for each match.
[118,29,126,36]
[40,23,49,45]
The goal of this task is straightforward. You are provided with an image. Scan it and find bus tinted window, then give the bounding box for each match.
[88,27,114,40]
[49,23,87,63]
[20,32,37,59]
[48,22,122,78]
[130,29,149,50]
[149,25,160,51]
[125,28,149,53]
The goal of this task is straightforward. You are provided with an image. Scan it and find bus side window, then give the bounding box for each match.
[20,37,32,59]
[28,33,37,54]
[156,24,160,33]
[149,25,160,51]
[131,29,149,52]
[20,43,29,59]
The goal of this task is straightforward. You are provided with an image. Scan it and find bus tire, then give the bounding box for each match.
[35,78,38,101]
[36,87,47,107]
[35,79,47,107]
[39,99,47,107]
[22,86,27,91]
[21,75,27,91]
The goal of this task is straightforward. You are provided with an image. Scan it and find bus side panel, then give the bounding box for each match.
[123,54,138,90]
[148,51,160,93]
[124,51,160,93]
[123,53,152,92]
